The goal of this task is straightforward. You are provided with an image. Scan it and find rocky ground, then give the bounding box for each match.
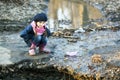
[0,28,120,80]
[0,0,120,80]
[84,0,120,22]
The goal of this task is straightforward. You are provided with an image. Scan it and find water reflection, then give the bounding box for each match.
[48,0,103,31]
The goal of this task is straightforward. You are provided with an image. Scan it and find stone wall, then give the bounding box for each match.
[0,0,48,31]
[84,0,120,22]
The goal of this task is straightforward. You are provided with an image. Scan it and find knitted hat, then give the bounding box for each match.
[33,13,47,22]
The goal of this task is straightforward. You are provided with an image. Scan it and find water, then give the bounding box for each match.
[48,0,103,30]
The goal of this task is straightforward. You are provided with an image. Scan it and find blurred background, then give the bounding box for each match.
[0,0,119,32]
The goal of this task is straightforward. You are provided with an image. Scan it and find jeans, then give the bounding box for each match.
[23,34,47,47]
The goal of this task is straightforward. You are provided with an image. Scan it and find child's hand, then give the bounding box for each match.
[34,32,37,36]
[43,30,47,37]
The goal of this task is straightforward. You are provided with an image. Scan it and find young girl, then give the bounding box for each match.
[20,13,51,56]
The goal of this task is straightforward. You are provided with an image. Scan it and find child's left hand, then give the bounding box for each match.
[43,30,47,37]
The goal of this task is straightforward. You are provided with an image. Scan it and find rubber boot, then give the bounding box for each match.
[39,44,50,54]
[29,43,36,56]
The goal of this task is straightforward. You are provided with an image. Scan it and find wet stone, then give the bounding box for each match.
[0,29,120,80]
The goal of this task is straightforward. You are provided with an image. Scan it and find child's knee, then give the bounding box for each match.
[41,37,47,44]
[36,35,42,41]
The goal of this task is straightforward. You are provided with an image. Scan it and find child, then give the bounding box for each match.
[20,13,51,56]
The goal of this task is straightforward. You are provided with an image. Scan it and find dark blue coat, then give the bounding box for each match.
[20,25,51,47]
[20,25,51,39]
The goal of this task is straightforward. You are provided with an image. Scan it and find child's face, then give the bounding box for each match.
[36,21,46,27]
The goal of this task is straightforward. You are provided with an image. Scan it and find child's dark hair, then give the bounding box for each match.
[33,13,47,22]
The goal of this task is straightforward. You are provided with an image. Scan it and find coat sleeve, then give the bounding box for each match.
[20,25,34,38]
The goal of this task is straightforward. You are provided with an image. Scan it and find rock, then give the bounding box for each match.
[91,54,103,64]
[0,46,13,65]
